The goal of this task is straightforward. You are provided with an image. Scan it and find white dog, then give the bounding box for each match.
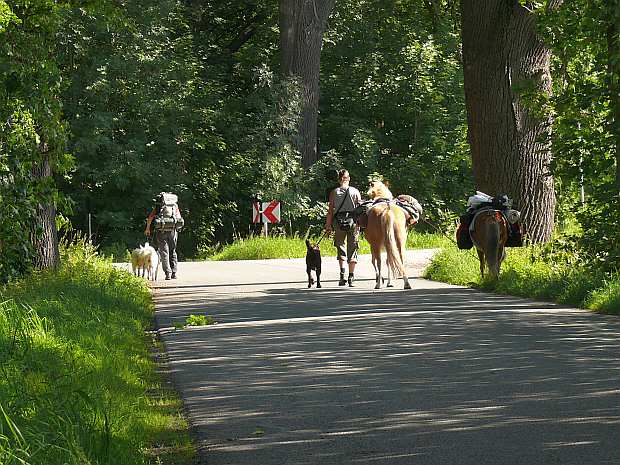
[131,243,160,280]
[131,245,147,277]
[142,242,159,281]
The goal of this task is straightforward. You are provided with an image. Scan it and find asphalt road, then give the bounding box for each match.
[142,251,620,465]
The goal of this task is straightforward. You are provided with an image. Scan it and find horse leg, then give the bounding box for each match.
[397,226,411,290]
[386,259,394,287]
[495,244,506,277]
[371,249,382,289]
[477,249,485,279]
[485,221,502,279]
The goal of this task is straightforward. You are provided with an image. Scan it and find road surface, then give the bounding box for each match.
[132,251,620,465]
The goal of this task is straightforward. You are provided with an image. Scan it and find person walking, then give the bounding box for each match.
[145,192,184,280]
[325,169,362,287]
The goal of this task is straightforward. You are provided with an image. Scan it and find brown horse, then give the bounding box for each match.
[470,209,509,279]
[365,181,411,289]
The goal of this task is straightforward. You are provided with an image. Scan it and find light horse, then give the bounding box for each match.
[365,181,411,289]
[470,209,509,279]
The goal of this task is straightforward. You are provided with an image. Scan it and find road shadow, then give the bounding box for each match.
[153,280,566,329]
[156,280,620,465]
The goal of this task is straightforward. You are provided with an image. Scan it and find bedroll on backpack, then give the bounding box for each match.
[154,193,184,231]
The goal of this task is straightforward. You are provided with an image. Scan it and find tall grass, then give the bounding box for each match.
[424,246,620,313]
[209,231,449,261]
[0,240,194,465]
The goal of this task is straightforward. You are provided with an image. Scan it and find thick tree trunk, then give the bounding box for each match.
[279,0,334,168]
[31,155,60,270]
[460,0,558,243]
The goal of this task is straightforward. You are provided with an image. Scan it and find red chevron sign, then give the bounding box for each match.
[262,201,280,223]
[252,201,261,224]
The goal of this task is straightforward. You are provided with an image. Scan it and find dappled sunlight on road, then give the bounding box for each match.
[154,270,620,465]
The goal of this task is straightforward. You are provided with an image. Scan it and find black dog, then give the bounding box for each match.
[305,239,322,288]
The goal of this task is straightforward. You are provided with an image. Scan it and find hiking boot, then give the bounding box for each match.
[348,275,355,287]
[338,273,347,286]
[171,272,177,279]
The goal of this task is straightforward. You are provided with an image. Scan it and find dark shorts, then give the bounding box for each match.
[333,226,359,263]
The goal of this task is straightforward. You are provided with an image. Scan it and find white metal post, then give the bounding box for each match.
[88,213,92,243]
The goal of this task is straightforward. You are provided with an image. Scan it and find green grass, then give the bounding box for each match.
[209,231,449,261]
[0,241,194,465]
[424,245,620,313]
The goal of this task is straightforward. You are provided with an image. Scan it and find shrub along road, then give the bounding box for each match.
[145,251,620,465]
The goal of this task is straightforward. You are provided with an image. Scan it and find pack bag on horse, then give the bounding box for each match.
[364,181,423,289]
[356,191,423,230]
[456,192,523,279]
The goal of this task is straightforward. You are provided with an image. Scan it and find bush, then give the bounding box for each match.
[0,240,193,464]
[425,244,619,312]
[208,231,447,261]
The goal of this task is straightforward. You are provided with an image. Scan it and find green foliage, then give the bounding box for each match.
[59,0,199,248]
[537,0,619,272]
[320,0,472,224]
[0,240,194,464]
[185,314,215,326]
[425,244,619,311]
[208,231,446,261]
[0,1,74,280]
[585,274,620,313]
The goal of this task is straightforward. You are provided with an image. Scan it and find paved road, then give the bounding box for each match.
[141,251,620,465]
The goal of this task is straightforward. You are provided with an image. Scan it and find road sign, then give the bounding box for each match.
[262,201,280,223]
[252,201,261,224]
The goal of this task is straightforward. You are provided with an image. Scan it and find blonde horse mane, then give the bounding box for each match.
[367,181,393,200]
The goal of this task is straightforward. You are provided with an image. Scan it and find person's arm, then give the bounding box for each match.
[325,190,335,233]
[145,209,156,236]
[353,189,362,207]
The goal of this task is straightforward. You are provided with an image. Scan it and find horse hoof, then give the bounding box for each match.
[317,283,322,288]
[308,283,312,288]
[386,283,394,288]
[404,283,412,290]
[375,284,381,289]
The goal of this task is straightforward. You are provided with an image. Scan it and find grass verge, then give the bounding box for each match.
[424,246,620,313]
[209,231,450,261]
[0,241,194,465]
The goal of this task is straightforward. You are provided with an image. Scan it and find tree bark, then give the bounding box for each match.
[279,0,334,168]
[31,154,60,270]
[460,0,558,243]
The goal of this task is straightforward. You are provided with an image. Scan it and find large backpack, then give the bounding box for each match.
[153,192,184,232]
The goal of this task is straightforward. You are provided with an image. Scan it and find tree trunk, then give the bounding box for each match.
[31,155,60,270]
[279,0,334,168]
[460,0,558,243]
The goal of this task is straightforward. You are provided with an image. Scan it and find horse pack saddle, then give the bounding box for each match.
[355,198,420,229]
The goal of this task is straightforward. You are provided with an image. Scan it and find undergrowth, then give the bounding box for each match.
[208,231,449,261]
[0,240,194,465]
[424,245,619,313]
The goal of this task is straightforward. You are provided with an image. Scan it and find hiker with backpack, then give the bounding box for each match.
[145,192,185,280]
[325,169,362,287]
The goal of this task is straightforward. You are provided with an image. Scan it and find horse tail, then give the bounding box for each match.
[382,205,404,278]
[485,214,502,278]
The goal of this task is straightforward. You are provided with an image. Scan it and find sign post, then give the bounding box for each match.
[252,200,281,237]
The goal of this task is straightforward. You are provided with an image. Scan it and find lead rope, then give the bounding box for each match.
[421,217,480,259]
